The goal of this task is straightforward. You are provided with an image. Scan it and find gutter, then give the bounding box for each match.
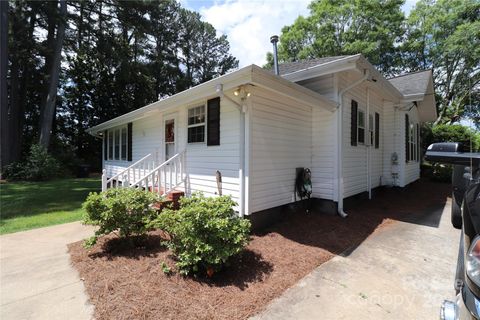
[336,69,370,218]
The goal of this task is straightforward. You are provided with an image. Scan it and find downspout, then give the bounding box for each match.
[216,84,246,217]
[336,69,370,218]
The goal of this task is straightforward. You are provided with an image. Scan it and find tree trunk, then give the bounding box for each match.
[0,0,9,174]
[38,0,67,148]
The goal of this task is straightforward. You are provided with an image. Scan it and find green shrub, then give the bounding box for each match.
[150,193,251,276]
[423,123,480,151]
[82,188,161,247]
[2,144,62,181]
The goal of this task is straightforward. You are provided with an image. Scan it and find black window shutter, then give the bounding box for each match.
[103,130,108,160]
[405,115,409,162]
[207,97,220,146]
[351,100,358,146]
[127,123,132,161]
[375,112,380,149]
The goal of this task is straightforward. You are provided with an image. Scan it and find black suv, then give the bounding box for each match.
[425,142,480,320]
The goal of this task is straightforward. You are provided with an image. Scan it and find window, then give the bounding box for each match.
[104,124,131,161]
[114,129,120,160]
[405,114,419,163]
[188,105,206,143]
[358,110,365,144]
[368,114,374,146]
[108,131,113,159]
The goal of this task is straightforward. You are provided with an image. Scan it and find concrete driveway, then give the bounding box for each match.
[0,222,95,320]
[253,198,460,320]
[1,198,459,320]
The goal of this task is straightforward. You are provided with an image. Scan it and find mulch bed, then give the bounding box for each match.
[68,179,450,320]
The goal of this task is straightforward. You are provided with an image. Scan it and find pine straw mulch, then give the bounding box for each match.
[68,179,450,320]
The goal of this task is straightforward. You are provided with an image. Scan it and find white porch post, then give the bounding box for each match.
[101,169,107,192]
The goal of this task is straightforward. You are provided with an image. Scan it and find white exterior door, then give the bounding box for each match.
[164,114,177,161]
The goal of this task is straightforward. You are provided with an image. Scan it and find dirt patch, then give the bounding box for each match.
[69,179,450,320]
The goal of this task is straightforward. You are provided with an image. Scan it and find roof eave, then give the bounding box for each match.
[355,56,403,102]
[87,65,255,135]
[251,65,337,112]
[282,55,361,82]
[88,65,337,136]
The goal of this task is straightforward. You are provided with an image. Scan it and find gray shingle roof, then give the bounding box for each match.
[388,70,432,96]
[277,56,354,75]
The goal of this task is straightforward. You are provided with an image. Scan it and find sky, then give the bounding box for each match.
[180,0,419,67]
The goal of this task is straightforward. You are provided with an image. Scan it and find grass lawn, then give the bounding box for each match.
[0,178,100,235]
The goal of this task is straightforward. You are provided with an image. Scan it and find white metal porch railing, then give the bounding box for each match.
[130,150,186,196]
[101,153,158,192]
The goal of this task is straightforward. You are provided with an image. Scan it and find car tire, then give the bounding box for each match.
[452,193,462,229]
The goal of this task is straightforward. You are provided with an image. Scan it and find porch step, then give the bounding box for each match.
[152,190,184,211]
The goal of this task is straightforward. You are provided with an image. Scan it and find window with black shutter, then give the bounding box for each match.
[405,114,409,162]
[351,100,358,146]
[375,112,380,149]
[127,123,132,161]
[207,97,220,146]
[358,110,365,144]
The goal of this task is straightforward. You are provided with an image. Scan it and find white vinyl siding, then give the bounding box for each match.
[297,74,335,100]
[338,71,385,198]
[249,90,313,213]
[180,98,241,203]
[311,107,335,200]
[103,97,241,202]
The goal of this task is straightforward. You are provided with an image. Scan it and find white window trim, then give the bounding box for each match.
[106,125,129,162]
[187,104,207,144]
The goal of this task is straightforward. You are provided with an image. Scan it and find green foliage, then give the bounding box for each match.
[270,0,479,126]
[6,0,238,170]
[274,0,405,75]
[150,193,251,276]
[161,262,172,275]
[404,0,480,127]
[82,188,161,247]
[0,177,100,234]
[423,124,480,151]
[3,144,62,181]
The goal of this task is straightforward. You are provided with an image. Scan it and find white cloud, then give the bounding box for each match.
[200,0,311,67]
[199,0,418,68]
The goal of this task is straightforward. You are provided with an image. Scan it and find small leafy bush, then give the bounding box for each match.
[3,144,62,181]
[82,188,161,247]
[150,193,251,276]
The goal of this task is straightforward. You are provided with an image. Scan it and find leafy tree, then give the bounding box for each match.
[270,0,405,75]
[423,123,480,152]
[2,0,238,173]
[403,0,480,126]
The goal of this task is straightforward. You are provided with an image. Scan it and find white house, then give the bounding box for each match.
[87,54,436,225]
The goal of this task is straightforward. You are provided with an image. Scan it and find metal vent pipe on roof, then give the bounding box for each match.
[270,35,280,75]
